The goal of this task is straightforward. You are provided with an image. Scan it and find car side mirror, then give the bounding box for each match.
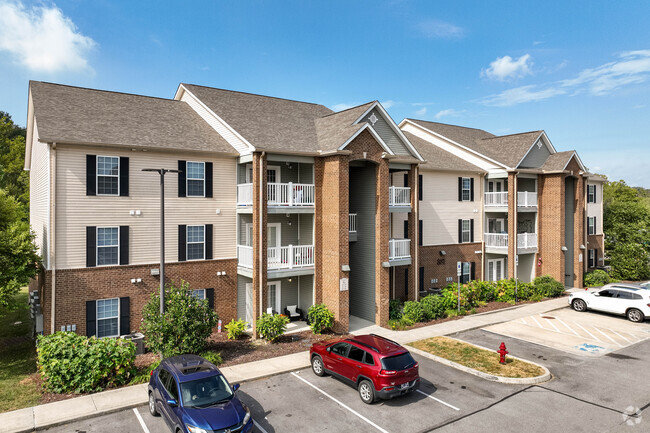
[232,383,240,392]
[593,293,599,297]
[166,399,178,407]
[326,347,331,352]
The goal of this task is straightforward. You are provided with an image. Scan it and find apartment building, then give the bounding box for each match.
[26,81,423,336]
[586,175,606,270]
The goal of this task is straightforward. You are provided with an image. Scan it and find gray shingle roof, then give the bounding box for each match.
[315,103,373,153]
[403,132,484,173]
[30,81,236,153]
[540,151,575,171]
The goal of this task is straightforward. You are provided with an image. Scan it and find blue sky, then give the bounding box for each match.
[1,1,649,187]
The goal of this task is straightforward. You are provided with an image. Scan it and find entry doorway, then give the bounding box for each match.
[487,258,505,281]
[245,283,253,326]
[268,281,281,314]
[487,180,506,193]
[488,218,506,234]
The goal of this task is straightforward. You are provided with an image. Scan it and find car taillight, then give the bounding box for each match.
[379,369,397,376]
[413,362,418,369]
[150,370,154,377]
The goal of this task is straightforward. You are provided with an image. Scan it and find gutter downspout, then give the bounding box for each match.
[258,152,265,319]
[480,172,486,281]
[50,143,56,334]
[513,174,518,282]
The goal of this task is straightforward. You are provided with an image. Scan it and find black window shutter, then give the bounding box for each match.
[458,177,462,201]
[594,217,597,235]
[178,160,186,197]
[178,225,187,261]
[470,178,474,201]
[419,267,424,292]
[205,224,213,260]
[206,288,215,310]
[119,226,129,265]
[594,185,597,203]
[119,157,129,196]
[403,220,408,239]
[418,219,423,246]
[119,297,130,335]
[86,155,96,196]
[86,300,96,337]
[470,219,474,243]
[403,173,408,187]
[418,174,423,201]
[458,220,462,243]
[471,262,476,281]
[595,249,598,267]
[205,162,213,198]
[86,226,97,267]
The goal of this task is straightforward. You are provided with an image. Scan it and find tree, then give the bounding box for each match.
[0,189,41,308]
[0,112,28,218]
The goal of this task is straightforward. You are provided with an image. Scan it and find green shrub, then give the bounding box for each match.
[533,275,565,298]
[225,319,247,340]
[37,332,136,393]
[141,281,218,358]
[307,304,335,334]
[257,313,290,342]
[584,269,611,287]
[199,351,223,366]
[130,358,161,385]
[389,299,403,320]
[420,295,447,320]
[402,301,425,323]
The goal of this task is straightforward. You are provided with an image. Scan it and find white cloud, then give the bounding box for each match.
[479,85,566,107]
[435,108,464,119]
[381,100,395,109]
[414,107,427,116]
[0,1,95,73]
[411,102,435,107]
[584,149,650,188]
[331,103,355,112]
[416,19,464,39]
[482,54,533,81]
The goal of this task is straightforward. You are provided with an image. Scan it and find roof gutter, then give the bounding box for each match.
[37,139,240,157]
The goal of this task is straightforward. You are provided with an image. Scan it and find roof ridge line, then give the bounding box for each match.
[182,83,329,108]
[30,81,177,103]
[481,130,543,140]
[406,118,493,135]
[320,101,376,118]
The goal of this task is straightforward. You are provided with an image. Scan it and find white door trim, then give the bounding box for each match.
[268,281,281,313]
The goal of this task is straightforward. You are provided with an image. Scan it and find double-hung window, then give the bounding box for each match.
[461,177,471,201]
[461,219,471,243]
[588,249,596,268]
[97,227,119,266]
[588,217,596,235]
[97,156,119,195]
[461,262,471,283]
[97,298,119,338]
[187,225,205,260]
[587,185,596,203]
[191,289,206,300]
[187,162,205,197]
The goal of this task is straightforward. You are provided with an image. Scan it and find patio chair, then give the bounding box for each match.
[284,305,303,321]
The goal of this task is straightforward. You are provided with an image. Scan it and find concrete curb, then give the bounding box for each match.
[407,338,552,385]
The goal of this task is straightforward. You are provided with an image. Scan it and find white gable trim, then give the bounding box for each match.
[354,102,424,161]
[337,123,395,155]
[24,89,35,170]
[563,151,587,172]
[514,131,557,169]
[174,84,254,155]
[399,119,509,170]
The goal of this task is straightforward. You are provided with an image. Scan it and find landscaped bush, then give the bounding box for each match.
[256,313,290,342]
[532,275,565,298]
[37,332,136,393]
[225,319,247,340]
[402,301,425,323]
[199,350,223,366]
[420,295,447,320]
[389,299,403,320]
[584,269,612,287]
[307,304,335,334]
[141,281,218,358]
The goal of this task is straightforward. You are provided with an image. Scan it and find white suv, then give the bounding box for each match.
[569,286,650,322]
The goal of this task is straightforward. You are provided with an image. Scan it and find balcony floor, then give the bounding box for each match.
[237,266,315,279]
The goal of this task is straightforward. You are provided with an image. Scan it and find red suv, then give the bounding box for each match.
[309,334,419,404]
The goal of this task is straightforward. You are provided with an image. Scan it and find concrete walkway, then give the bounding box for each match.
[1,295,571,433]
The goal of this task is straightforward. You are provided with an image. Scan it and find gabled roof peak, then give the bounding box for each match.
[180,83,327,108]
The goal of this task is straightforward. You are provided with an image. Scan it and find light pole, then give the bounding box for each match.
[142,168,180,315]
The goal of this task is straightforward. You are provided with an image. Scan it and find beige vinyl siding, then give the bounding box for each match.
[55,144,237,269]
[586,182,603,234]
[178,89,249,155]
[29,120,51,269]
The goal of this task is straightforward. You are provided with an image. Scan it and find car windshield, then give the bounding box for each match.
[381,352,416,371]
[180,374,233,408]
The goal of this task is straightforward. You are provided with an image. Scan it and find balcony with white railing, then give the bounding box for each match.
[484,232,538,253]
[485,233,508,251]
[517,191,537,208]
[236,182,315,208]
[389,238,411,262]
[517,233,538,251]
[237,244,315,271]
[389,186,411,208]
[484,192,508,207]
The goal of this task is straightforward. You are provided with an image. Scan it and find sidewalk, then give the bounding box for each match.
[1,295,571,433]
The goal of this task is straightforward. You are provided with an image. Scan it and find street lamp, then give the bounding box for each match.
[142,168,180,315]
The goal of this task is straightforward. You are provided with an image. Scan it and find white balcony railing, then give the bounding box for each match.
[237,245,254,268]
[517,233,538,249]
[238,245,314,270]
[389,238,411,260]
[237,183,253,206]
[484,192,508,207]
[485,233,508,248]
[517,191,538,207]
[349,213,357,233]
[389,186,411,206]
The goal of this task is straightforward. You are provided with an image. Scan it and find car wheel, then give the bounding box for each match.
[572,299,587,312]
[358,380,375,404]
[148,392,159,417]
[311,355,326,377]
[627,308,645,323]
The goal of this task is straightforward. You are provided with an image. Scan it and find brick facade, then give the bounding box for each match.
[414,243,483,291]
[537,173,565,282]
[587,234,605,270]
[36,258,237,336]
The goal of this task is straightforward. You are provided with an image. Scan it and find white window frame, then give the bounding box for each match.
[244,164,281,184]
[191,289,206,300]
[587,185,596,203]
[588,217,596,235]
[186,161,206,197]
[588,249,596,268]
[97,226,119,266]
[461,177,471,201]
[96,297,120,338]
[96,155,120,196]
[268,281,281,314]
[461,219,471,243]
[462,262,471,283]
[186,225,206,261]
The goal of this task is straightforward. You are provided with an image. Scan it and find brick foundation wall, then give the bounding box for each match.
[587,234,605,270]
[39,258,237,336]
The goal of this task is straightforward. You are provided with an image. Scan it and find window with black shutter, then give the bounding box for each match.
[419,220,423,246]
[178,225,187,261]
[418,174,423,201]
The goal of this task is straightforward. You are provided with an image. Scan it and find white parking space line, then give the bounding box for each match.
[573,321,603,343]
[626,332,642,341]
[542,315,561,333]
[606,328,633,344]
[593,327,624,347]
[253,420,269,433]
[520,318,527,325]
[553,317,581,337]
[133,408,151,433]
[290,372,391,433]
[415,389,460,411]
[530,315,544,329]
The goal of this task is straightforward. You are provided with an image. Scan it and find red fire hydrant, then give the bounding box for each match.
[497,342,508,364]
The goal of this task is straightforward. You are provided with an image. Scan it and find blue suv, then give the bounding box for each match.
[148,354,253,433]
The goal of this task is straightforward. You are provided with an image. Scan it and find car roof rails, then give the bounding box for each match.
[370,334,400,346]
[346,338,380,353]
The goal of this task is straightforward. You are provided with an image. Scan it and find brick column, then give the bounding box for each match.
[375,159,391,326]
[315,155,349,333]
[573,175,586,288]
[406,165,418,301]
[537,173,566,282]
[251,152,267,337]
[507,172,517,278]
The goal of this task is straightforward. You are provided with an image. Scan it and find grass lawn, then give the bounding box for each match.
[0,288,40,413]
[410,336,545,378]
